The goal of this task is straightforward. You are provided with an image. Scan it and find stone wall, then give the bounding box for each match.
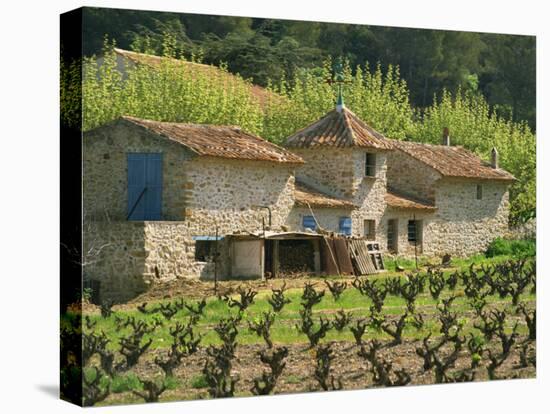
[83,221,148,302]
[293,148,390,239]
[351,150,389,238]
[377,209,436,256]
[83,120,193,221]
[291,148,357,198]
[425,178,510,257]
[84,221,232,302]
[386,149,441,201]
[373,179,510,258]
[183,157,296,235]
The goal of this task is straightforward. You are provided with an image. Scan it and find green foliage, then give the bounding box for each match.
[83,9,536,128]
[485,237,536,258]
[263,59,413,144]
[82,40,264,135]
[110,373,142,393]
[60,52,82,129]
[190,374,209,389]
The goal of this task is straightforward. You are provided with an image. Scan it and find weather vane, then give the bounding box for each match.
[326,57,350,110]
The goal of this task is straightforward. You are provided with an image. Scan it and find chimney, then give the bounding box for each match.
[491,147,499,169]
[441,127,450,146]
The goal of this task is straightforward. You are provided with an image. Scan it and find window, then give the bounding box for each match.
[364,219,376,240]
[195,240,214,261]
[365,153,376,177]
[407,220,422,243]
[339,217,352,236]
[387,219,398,253]
[476,184,483,200]
[127,153,163,220]
[303,216,316,231]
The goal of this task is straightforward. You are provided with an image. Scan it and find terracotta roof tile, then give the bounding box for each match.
[284,107,393,150]
[392,140,516,181]
[385,188,437,211]
[294,180,355,209]
[121,116,304,164]
[114,48,279,108]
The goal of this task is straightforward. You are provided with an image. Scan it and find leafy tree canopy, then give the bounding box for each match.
[82,7,536,129]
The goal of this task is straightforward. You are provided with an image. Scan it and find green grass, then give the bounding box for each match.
[110,373,143,393]
[80,254,534,351]
[189,374,208,389]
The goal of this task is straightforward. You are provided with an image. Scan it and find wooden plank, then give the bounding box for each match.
[348,239,377,275]
[321,237,340,275]
[334,238,354,275]
[348,240,362,275]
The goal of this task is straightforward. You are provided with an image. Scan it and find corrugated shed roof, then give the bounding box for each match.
[392,140,516,181]
[385,188,437,211]
[121,116,304,164]
[113,48,279,108]
[294,180,355,209]
[284,107,393,150]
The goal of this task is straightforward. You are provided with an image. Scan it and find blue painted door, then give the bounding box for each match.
[127,153,162,220]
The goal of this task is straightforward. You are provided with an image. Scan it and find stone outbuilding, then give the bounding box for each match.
[83,102,515,302]
[83,116,303,300]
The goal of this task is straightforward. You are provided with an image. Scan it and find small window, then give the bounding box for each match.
[407,220,422,243]
[339,217,352,236]
[195,240,214,261]
[476,184,483,200]
[387,219,398,253]
[303,216,316,231]
[364,219,376,240]
[365,153,376,177]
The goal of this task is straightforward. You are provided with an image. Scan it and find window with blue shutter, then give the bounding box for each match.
[339,217,352,236]
[303,216,316,231]
[127,153,162,220]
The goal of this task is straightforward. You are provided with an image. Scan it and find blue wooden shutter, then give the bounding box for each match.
[303,216,316,231]
[127,153,162,220]
[339,217,352,236]
[127,154,147,220]
[144,153,162,220]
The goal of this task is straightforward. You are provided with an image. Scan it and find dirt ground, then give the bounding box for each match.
[84,273,400,313]
[100,336,536,405]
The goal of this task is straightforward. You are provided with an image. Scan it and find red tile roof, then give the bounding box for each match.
[294,180,355,209]
[385,188,437,211]
[121,116,304,164]
[392,140,516,181]
[284,106,393,150]
[113,48,280,109]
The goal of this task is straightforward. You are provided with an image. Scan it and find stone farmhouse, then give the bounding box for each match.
[83,101,515,302]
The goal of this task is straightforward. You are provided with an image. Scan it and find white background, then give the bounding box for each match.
[0,0,548,412]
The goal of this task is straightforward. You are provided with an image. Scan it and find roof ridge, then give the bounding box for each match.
[117,116,304,164]
[284,107,392,150]
[122,115,246,131]
[390,139,515,181]
[340,108,357,147]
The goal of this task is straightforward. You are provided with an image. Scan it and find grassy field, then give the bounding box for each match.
[79,254,534,349]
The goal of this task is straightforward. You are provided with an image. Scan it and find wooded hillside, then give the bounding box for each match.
[62,9,536,224]
[82,7,536,129]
